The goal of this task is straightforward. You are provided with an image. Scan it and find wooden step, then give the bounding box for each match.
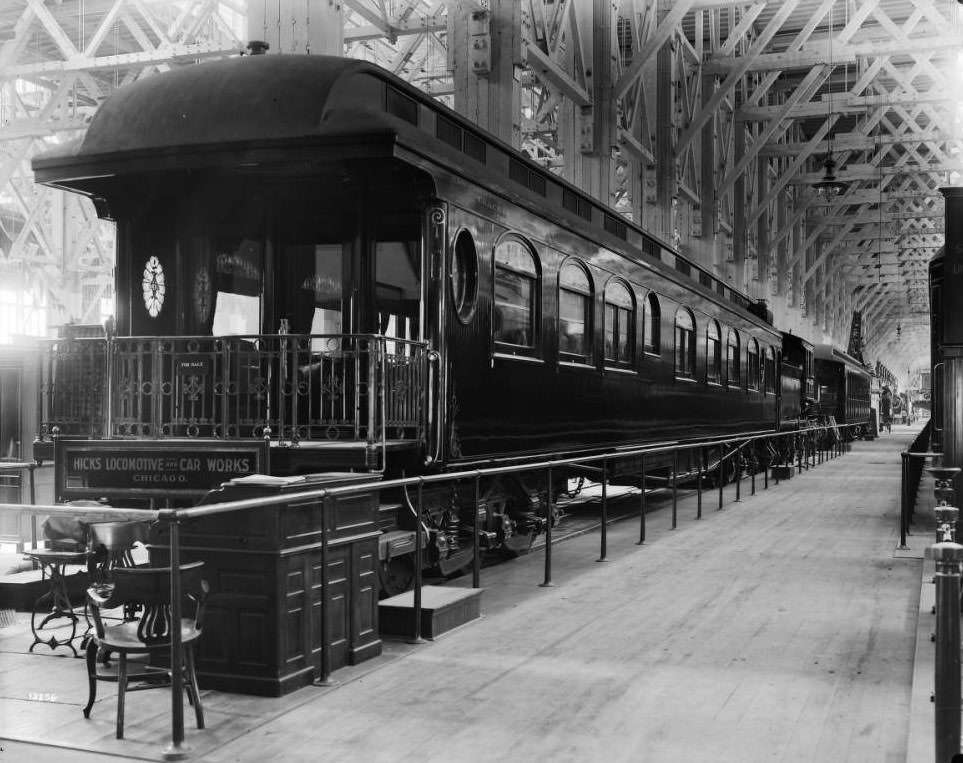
[379,585,483,640]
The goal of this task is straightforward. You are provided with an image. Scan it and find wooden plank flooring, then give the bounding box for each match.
[0,425,932,762]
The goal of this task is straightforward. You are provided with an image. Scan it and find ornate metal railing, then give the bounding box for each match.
[37,333,428,449]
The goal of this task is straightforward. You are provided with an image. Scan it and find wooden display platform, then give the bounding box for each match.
[379,585,483,640]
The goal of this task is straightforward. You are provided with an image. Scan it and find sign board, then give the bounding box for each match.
[55,439,269,503]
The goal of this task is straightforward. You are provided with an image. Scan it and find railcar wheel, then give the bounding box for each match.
[500,529,536,558]
[379,555,415,599]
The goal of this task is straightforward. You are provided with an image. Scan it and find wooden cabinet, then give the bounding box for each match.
[151,472,382,696]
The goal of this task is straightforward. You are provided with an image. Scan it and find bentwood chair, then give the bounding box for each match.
[87,521,149,582]
[83,561,208,739]
[82,521,150,651]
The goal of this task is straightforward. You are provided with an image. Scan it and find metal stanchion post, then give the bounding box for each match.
[637,455,646,545]
[541,468,554,587]
[899,452,909,550]
[718,445,724,510]
[163,518,187,761]
[599,461,609,560]
[409,483,425,644]
[764,440,769,490]
[750,449,756,496]
[734,448,742,502]
[696,447,703,519]
[671,452,678,529]
[933,541,963,763]
[473,475,481,589]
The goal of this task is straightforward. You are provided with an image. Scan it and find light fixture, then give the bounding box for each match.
[813,153,848,198]
[811,3,848,200]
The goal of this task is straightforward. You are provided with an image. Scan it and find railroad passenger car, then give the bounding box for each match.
[33,53,790,579]
[813,344,872,438]
[778,332,815,428]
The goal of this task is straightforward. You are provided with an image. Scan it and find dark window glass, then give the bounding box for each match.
[494,239,538,351]
[727,329,741,386]
[748,339,760,391]
[674,309,696,378]
[604,281,634,365]
[644,293,661,354]
[706,320,721,383]
[764,346,777,393]
[559,262,592,362]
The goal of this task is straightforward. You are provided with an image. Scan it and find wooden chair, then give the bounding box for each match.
[83,561,208,740]
[87,520,149,581]
[83,521,150,650]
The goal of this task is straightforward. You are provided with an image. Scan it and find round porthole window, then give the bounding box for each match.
[450,230,478,322]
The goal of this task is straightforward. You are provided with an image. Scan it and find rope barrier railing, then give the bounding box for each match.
[0,420,862,758]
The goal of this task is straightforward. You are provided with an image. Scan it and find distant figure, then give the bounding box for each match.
[880,386,892,433]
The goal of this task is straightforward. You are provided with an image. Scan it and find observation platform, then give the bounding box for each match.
[0,423,940,762]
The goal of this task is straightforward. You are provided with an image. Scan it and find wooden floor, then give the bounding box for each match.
[0,424,936,762]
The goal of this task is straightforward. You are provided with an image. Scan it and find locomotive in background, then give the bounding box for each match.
[30,54,869,590]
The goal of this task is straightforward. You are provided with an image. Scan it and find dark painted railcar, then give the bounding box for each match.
[778,332,815,428]
[33,53,787,577]
[813,344,872,437]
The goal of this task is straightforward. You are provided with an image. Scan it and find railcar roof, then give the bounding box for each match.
[32,53,773,330]
[814,343,870,373]
[32,55,387,171]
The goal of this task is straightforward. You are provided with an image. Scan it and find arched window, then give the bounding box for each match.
[559,260,593,362]
[706,320,721,383]
[674,308,696,378]
[493,237,539,352]
[604,280,635,365]
[643,293,661,354]
[764,346,777,393]
[747,338,760,390]
[726,329,741,386]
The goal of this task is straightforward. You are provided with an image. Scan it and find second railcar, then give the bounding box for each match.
[813,345,872,437]
[778,331,815,428]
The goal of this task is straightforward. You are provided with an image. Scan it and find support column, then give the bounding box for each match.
[655,39,675,242]
[449,0,521,146]
[699,70,718,270]
[731,123,746,288]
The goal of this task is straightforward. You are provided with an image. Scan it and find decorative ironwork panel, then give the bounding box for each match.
[41,338,107,439]
[38,333,428,451]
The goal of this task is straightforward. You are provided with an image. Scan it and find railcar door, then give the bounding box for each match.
[348,185,434,458]
[370,213,427,450]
